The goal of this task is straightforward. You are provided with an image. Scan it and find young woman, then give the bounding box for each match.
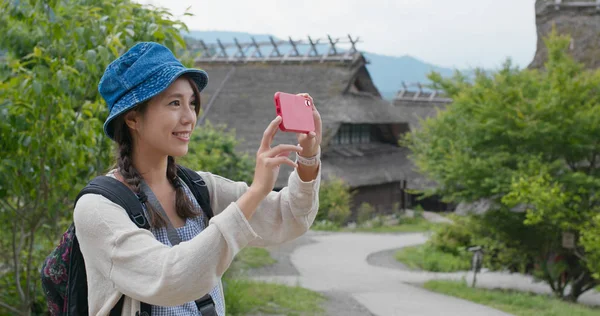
[73,42,321,315]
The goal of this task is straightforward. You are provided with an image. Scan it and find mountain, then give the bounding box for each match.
[183,30,457,100]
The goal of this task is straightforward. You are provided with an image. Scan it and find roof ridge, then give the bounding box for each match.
[188,34,363,64]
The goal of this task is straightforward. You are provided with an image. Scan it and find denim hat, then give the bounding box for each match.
[99,42,209,140]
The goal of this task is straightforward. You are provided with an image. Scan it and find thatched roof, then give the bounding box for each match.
[195,54,408,188]
[530,0,600,69]
[321,143,435,190]
[393,94,452,131]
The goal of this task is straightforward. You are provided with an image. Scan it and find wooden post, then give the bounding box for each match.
[198,40,211,58]
[268,36,282,58]
[233,38,245,59]
[216,39,228,59]
[400,180,406,211]
[288,36,300,56]
[413,82,422,100]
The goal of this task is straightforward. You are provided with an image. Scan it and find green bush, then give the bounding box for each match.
[356,202,374,225]
[318,177,354,225]
[311,220,341,231]
[179,121,254,183]
[395,245,471,272]
[428,216,473,256]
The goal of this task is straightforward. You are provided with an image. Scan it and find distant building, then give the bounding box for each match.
[530,0,600,69]
[189,35,446,217]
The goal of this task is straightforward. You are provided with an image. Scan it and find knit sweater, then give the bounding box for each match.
[73,168,321,316]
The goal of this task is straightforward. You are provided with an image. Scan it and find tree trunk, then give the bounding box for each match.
[563,271,596,302]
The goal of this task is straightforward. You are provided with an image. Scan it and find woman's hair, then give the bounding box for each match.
[111,75,202,228]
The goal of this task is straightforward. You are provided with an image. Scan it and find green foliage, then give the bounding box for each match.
[225,247,277,279]
[395,244,471,272]
[404,29,600,300]
[413,205,425,218]
[0,0,192,313]
[310,220,341,231]
[179,121,254,184]
[223,247,326,316]
[428,217,473,256]
[356,202,375,225]
[580,213,600,279]
[424,280,600,316]
[317,177,354,225]
[223,278,325,316]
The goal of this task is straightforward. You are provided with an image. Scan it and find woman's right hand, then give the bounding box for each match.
[250,116,303,197]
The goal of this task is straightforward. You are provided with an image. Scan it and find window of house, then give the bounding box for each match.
[360,125,371,143]
[333,124,373,145]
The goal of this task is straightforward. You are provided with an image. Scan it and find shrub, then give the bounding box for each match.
[318,177,354,225]
[356,202,375,225]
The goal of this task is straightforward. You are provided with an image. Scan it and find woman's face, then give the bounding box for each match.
[125,77,198,157]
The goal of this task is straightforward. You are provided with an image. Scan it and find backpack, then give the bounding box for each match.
[41,165,216,316]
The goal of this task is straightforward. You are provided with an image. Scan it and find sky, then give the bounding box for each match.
[136,0,538,70]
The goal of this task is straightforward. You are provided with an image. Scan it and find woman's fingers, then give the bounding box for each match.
[260,116,282,151]
[266,156,298,169]
[264,144,303,158]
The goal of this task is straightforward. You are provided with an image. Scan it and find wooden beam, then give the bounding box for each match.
[268,36,281,57]
[233,38,245,58]
[327,35,339,55]
[198,40,211,57]
[216,39,228,58]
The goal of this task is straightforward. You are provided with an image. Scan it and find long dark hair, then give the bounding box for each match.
[111,76,202,228]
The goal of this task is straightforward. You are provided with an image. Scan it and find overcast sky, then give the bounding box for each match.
[137,0,538,70]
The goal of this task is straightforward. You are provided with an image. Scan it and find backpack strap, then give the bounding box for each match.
[75,176,149,316]
[75,176,150,229]
[175,166,218,314]
[176,165,214,220]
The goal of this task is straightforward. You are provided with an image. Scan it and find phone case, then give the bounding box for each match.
[274,92,315,133]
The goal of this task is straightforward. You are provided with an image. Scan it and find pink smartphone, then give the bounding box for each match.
[274,92,315,134]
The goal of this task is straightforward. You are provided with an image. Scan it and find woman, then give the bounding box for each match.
[74,42,321,315]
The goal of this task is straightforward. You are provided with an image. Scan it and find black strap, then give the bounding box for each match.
[76,176,150,230]
[75,176,149,316]
[177,165,214,220]
[196,293,218,316]
[175,165,217,314]
[110,296,125,316]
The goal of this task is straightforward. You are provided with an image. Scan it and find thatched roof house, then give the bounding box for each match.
[393,82,452,131]
[530,0,600,69]
[191,36,430,214]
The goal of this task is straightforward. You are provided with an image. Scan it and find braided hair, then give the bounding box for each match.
[111,76,202,228]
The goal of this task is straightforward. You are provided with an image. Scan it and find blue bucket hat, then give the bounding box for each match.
[99,42,209,140]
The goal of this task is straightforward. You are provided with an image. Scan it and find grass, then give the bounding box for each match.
[395,244,471,272]
[424,280,600,316]
[312,217,441,233]
[347,217,439,233]
[224,247,325,316]
[224,278,326,316]
[228,247,277,274]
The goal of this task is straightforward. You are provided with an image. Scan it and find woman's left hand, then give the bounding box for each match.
[296,93,322,157]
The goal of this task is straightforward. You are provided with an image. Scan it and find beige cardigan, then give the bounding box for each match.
[73,168,321,316]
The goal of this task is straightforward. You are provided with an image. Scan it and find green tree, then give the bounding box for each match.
[179,121,255,184]
[0,0,189,313]
[405,30,600,301]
